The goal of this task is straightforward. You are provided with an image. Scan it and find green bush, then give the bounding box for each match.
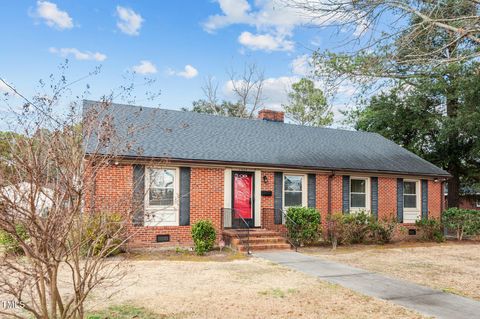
[341,210,371,244]
[83,212,125,257]
[0,224,29,255]
[442,208,480,240]
[285,207,321,246]
[369,216,397,244]
[415,218,444,242]
[191,220,216,255]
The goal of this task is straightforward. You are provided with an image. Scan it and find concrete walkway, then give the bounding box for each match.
[255,251,480,319]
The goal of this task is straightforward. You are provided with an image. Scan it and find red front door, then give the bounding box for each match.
[232,172,254,227]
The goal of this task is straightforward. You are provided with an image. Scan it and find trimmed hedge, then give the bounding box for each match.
[442,208,480,240]
[415,218,444,242]
[285,207,321,246]
[191,220,216,255]
[327,212,397,248]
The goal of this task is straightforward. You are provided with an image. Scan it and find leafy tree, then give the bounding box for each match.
[349,63,480,206]
[282,78,333,126]
[183,99,248,118]
[293,0,480,206]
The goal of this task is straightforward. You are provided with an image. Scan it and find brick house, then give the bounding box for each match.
[83,101,450,249]
[444,186,480,211]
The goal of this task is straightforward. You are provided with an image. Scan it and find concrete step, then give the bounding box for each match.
[237,243,291,252]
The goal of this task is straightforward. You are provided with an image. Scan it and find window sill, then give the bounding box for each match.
[144,222,180,227]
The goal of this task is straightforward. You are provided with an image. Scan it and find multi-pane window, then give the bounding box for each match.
[350,179,367,209]
[148,168,175,206]
[403,181,417,209]
[284,175,303,207]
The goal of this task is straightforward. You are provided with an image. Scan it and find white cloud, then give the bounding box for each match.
[0,79,19,99]
[167,65,199,79]
[132,60,157,74]
[291,54,312,76]
[49,47,107,61]
[224,75,298,110]
[0,81,14,95]
[34,1,73,29]
[116,6,143,36]
[204,0,368,52]
[238,31,294,52]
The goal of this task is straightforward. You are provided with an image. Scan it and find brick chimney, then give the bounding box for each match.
[258,109,284,123]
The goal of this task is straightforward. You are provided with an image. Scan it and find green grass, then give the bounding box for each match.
[258,288,298,298]
[87,304,162,319]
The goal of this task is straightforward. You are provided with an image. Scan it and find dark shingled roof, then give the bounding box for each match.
[83,101,450,177]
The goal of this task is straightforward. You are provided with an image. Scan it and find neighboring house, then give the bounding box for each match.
[444,186,480,210]
[83,101,450,249]
[1,182,53,217]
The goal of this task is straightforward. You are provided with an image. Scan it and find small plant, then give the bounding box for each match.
[327,213,344,249]
[0,224,29,255]
[442,208,480,240]
[83,212,125,257]
[285,207,321,246]
[191,219,216,255]
[341,210,371,244]
[415,218,444,242]
[369,216,397,244]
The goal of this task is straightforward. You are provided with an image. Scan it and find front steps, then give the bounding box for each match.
[222,228,291,252]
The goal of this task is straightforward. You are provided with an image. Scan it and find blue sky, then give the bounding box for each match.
[0,0,360,128]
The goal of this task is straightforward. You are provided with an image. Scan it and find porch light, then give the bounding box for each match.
[433,178,439,183]
[263,175,268,184]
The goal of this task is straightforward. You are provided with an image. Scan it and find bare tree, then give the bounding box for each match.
[227,62,266,118]
[0,65,161,318]
[201,76,220,115]
[288,0,480,70]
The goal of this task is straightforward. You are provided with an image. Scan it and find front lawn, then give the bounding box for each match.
[85,256,425,318]
[302,241,480,300]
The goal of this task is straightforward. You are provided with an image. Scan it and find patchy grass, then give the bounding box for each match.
[258,288,298,298]
[127,247,247,262]
[88,304,162,319]
[303,241,480,300]
[85,258,426,319]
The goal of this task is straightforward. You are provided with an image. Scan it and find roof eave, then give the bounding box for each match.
[84,153,452,179]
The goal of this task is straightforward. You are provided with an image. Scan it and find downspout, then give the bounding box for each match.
[327,171,335,215]
[440,180,444,213]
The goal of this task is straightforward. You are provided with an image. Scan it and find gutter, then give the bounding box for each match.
[84,153,452,179]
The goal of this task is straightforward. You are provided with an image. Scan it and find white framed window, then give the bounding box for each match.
[403,179,421,223]
[476,197,480,208]
[350,177,370,212]
[145,167,179,226]
[283,174,307,209]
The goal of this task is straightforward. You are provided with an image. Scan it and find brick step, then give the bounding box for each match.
[231,236,287,245]
[237,243,291,252]
[224,230,281,238]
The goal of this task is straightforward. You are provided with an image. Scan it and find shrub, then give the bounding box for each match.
[415,218,444,242]
[369,216,397,244]
[83,212,125,257]
[285,207,321,246]
[0,224,29,255]
[442,208,480,240]
[191,220,216,255]
[341,210,371,244]
[327,213,344,249]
